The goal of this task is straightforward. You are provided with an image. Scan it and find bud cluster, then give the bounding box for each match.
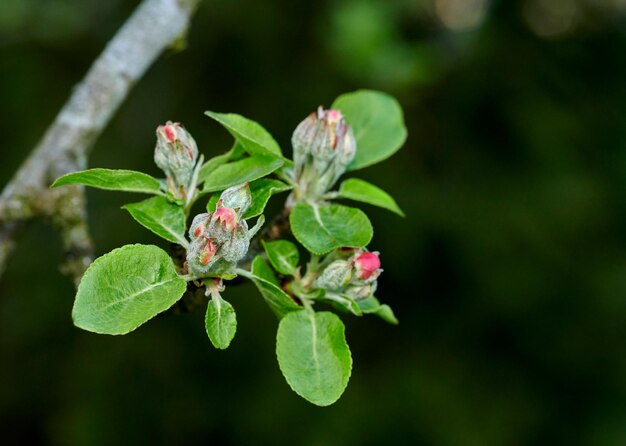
[313,249,382,301]
[154,121,200,201]
[186,183,254,277]
[290,107,356,201]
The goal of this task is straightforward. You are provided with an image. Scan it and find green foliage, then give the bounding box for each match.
[72,244,187,335]
[332,90,407,170]
[276,310,352,406]
[205,111,285,160]
[53,89,406,406]
[290,202,373,254]
[243,179,291,218]
[197,149,233,184]
[357,296,398,325]
[251,255,280,286]
[123,196,188,247]
[337,178,404,216]
[262,240,299,276]
[205,293,237,349]
[241,264,302,318]
[52,168,163,195]
[201,155,283,192]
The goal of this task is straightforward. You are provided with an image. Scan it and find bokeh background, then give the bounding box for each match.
[2,0,626,444]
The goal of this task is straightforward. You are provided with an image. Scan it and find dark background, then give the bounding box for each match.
[2,0,626,444]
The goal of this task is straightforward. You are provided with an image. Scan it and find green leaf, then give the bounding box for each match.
[205,178,291,218]
[206,111,285,159]
[205,294,237,349]
[198,149,233,184]
[276,310,352,406]
[122,196,188,247]
[321,293,362,316]
[332,90,407,171]
[72,244,187,335]
[206,194,220,212]
[242,263,301,318]
[202,156,284,192]
[337,178,404,217]
[262,240,299,276]
[52,168,163,195]
[251,256,280,286]
[244,179,291,219]
[290,202,373,255]
[357,296,398,325]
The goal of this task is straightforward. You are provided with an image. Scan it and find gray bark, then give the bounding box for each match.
[0,0,202,285]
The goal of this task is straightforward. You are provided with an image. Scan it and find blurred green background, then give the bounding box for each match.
[2,0,626,444]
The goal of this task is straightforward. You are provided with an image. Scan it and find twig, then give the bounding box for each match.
[0,0,202,284]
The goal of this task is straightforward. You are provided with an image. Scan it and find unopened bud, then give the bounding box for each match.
[154,121,199,199]
[218,183,252,217]
[186,209,252,277]
[314,259,353,290]
[291,107,356,199]
[219,222,250,263]
[354,251,382,282]
[344,282,377,301]
[213,207,238,232]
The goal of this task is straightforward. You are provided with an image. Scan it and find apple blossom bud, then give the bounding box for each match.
[186,204,253,277]
[154,121,199,199]
[213,207,238,232]
[354,251,382,282]
[312,248,383,302]
[291,107,356,200]
[218,183,252,217]
[344,282,378,301]
[314,259,353,290]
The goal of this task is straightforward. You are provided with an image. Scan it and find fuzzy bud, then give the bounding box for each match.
[154,121,199,199]
[186,206,252,277]
[344,282,378,301]
[218,183,252,217]
[313,259,353,290]
[291,108,356,199]
[354,251,382,282]
[313,248,383,301]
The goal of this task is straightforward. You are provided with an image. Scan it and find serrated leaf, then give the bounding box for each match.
[276,310,352,406]
[52,168,163,195]
[332,90,407,170]
[357,296,398,325]
[262,240,299,276]
[72,244,187,335]
[244,179,291,219]
[198,149,234,184]
[206,111,285,160]
[205,294,237,349]
[337,178,404,217]
[244,262,301,318]
[122,196,188,247]
[290,202,373,255]
[202,156,284,192]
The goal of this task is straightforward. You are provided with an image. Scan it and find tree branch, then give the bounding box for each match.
[0,0,202,284]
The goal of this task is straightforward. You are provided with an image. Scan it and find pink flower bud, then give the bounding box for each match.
[218,183,252,217]
[213,207,238,232]
[355,251,381,281]
[200,238,219,266]
[154,121,199,199]
[291,107,356,200]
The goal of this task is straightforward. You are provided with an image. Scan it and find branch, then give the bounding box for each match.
[0,0,202,284]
